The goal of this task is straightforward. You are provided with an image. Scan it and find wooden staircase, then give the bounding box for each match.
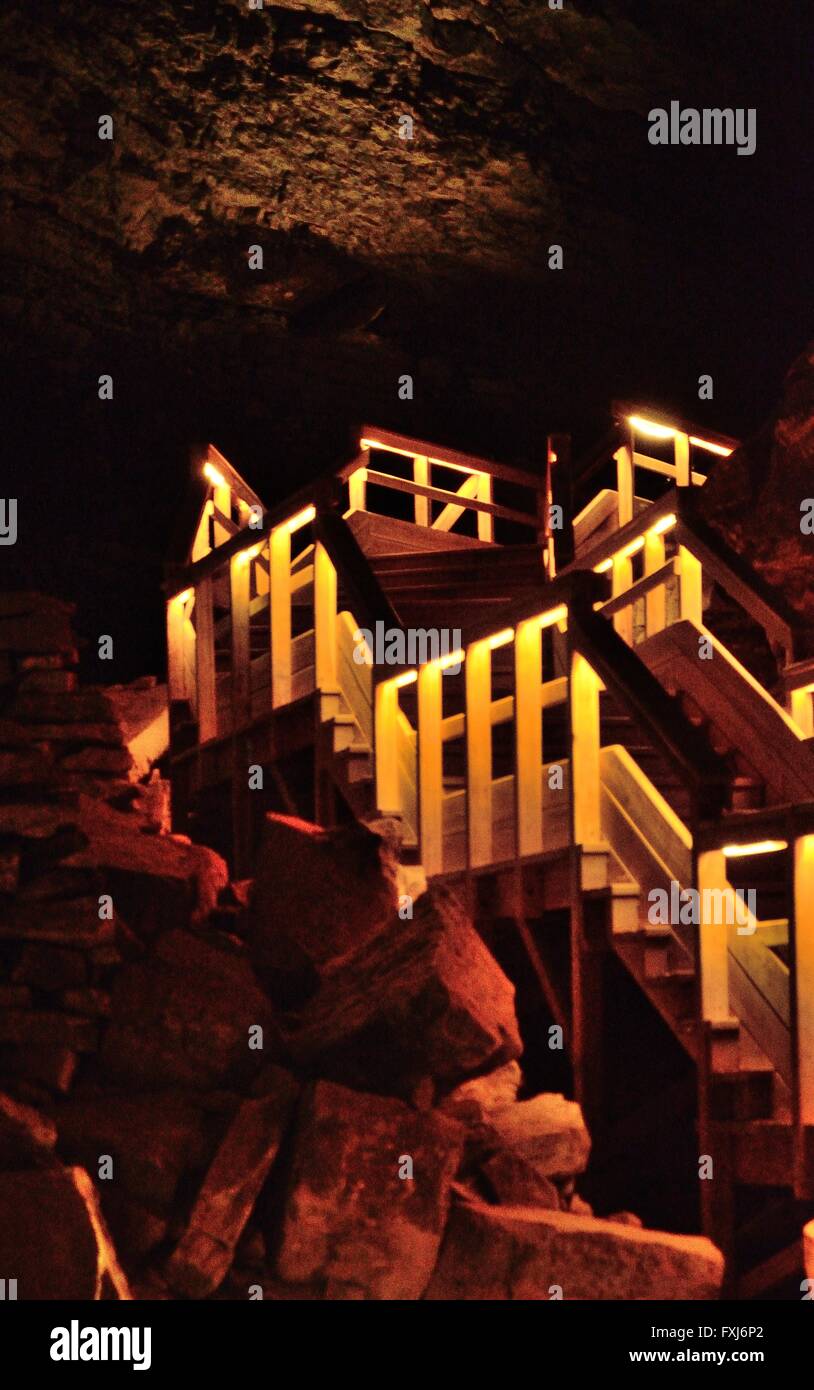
[166,413,814,1295]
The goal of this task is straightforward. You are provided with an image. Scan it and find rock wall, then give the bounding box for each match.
[0,593,723,1299]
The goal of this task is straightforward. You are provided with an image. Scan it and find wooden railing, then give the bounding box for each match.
[697,807,814,1196]
[339,425,548,545]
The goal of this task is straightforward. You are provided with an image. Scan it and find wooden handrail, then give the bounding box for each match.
[362,468,538,530]
[345,424,546,492]
[675,490,798,663]
[568,590,730,822]
[312,508,406,641]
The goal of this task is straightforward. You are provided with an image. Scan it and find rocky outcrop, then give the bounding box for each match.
[699,339,814,639]
[425,1202,725,1301]
[0,594,726,1301]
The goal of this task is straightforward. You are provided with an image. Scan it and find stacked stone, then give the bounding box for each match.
[0,605,725,1300]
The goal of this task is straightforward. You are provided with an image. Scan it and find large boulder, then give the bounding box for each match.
[283,885,522,1100]
[100,929,280,1091]
[425,1202,724,1300]
[247,813,399,1005]
[276,1079,464,1299]
[485,1094,591,1180]
[166,1066,299,1298]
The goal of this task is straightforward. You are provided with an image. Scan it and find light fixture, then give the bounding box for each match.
[174,588,193,605]
[618,536,645,561]
[721,840,788,858]
[392,670,418,688]
[203,462,227,489]
[486,628,514,650]
[594,557,614,574]
[689,437,733,457]
[628,415,676,441]
[236,542,263,566]
[523,604,569,629]
[360,437,384,450]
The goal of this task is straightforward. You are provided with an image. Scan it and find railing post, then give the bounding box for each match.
[348,463,368,512]
[230,552,252,729]
[792,834,814,1191]
[314,542,338,692]
[269,523,292,708]
[611,552,634,644]
[195,574,217,742]
[570,651,602,844]
[374,679,401,816]
[476,473,494,542]
[675,431,691,487]
[466,639,492,867]
[413,455,430,527]
[614,444,634,528]
[167,591,192,705]
[644,529,667,636]
[515,618,543,856]
[679,545,704,625]
[418,663,443,876]
[696,849,730,1022]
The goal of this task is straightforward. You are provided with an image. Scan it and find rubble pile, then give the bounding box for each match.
[0,593,724,1300]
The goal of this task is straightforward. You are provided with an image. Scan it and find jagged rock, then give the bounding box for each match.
[11,690,119,724]
[484,1094,591,1180]
[0,607,75,654]
[102,679,169,779]
[425,1203,724,1301]
[0,896,116,947]
[248,813,399,1004]
[276,1079,464,1300]
[608,1210,643,1227]
[440,1060,523,1120]
[100,928,280,1092]
[60,796,228,933]
[0,1090,57,1165]
[0,1044,78,1094]
[56,1090,208,1213]
[480,1151,560,1210]
[0,1011,97,1051]
[0,1165,125,1299]
[283,885,521,1100]
[59,746,133,775]
[166,1066,299,1298]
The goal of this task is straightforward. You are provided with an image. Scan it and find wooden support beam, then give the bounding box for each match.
[195,575,217,742]
[229,553,252,729]
[270,524,292,708]
[515,618,543,857]
[792,834,814,1193]
[570,651,601,845]
[466,639,493,868]
[418,663,444,877]
[348,462,367,513]
[166,593,189,704]
[697,849,730,1023]
[314,542,338,692]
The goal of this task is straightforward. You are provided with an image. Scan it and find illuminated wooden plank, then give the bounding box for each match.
[678,546,703,625]
[697,849,730,1022]
[270,525,292,708]
[195,575,217,742]
[515,618,543,856]
[644,530,667,636]
[418,664,444,876]
[793,836,814,1127]
[477,473,494,542]
[314,542,338,692]
[375,681,401,815]
[466,639,492,867]
[570,652,601,844]
[230,554,251,727]
[614,444,634,527]
[413,454,430,527]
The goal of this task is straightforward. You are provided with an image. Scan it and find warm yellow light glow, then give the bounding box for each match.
[284,505,316,532]
[722,840,788,858]
[649,512,677,537]
[689,436,733,457]
[486,628,514,650]
[594,557,614,574]
[524,604,569,629]
[203,462,227,489]
[618,536,645,561]
[174,588,193,605]
[235,542,263,566]
[435,648,466,671]
[393,670,418,688]
[628,415,676,441]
